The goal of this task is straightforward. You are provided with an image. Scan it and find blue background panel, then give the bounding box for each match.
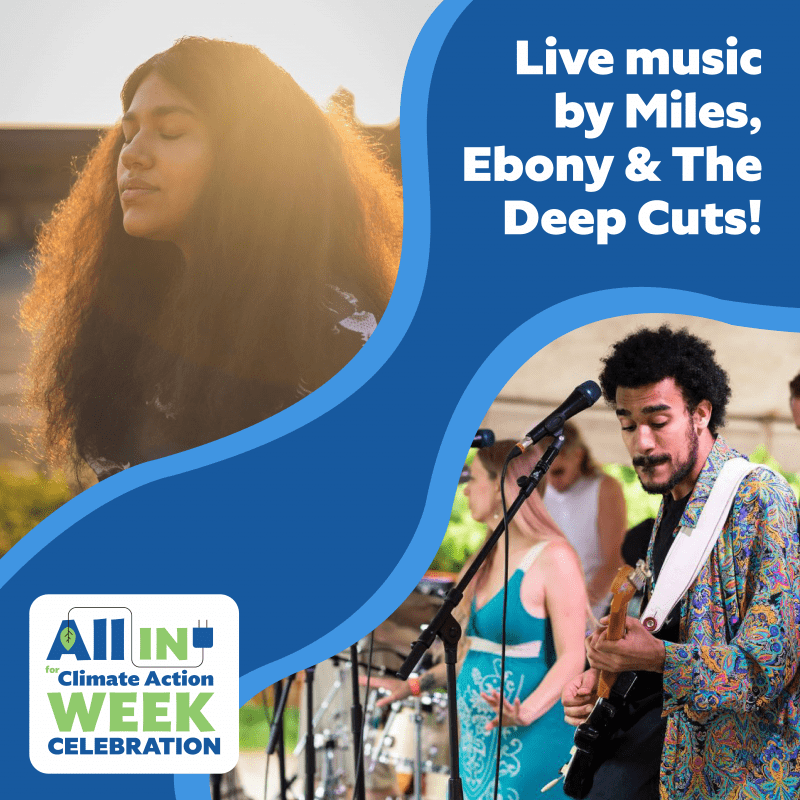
[4,1,799,798]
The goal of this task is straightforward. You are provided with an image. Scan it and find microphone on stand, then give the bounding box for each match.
[460,430,497,484]
[509,381,601,459]
[472,429,495,448]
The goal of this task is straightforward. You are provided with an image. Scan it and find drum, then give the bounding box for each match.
[423,769,450,799]
[367,694,450,799]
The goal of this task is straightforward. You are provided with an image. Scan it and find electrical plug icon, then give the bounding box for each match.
[193,620,214,649]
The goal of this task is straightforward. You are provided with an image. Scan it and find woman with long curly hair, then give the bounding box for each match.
[22,37,401,481]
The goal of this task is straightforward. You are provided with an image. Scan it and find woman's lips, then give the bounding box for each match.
[121,187,158,201]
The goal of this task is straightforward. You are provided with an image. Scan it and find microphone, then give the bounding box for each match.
[472,429,495,449]
[510,381,601,459]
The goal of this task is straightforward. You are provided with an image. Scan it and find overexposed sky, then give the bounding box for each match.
[0,0,441,125]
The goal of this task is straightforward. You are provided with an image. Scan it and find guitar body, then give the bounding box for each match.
[562,672,638,798]
[559,561,650,799]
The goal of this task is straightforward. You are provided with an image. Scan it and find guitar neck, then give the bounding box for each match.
[596,607,627,698]
[604,609,628,641]
[596,565,640,699]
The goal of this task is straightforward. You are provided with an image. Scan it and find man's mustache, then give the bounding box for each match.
[632,454,671,468]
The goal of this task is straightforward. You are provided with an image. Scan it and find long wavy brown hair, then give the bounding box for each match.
[21,37,402,475]
[454,440,569,662]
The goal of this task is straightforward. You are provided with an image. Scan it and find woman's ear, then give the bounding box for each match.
[492,478,503,510]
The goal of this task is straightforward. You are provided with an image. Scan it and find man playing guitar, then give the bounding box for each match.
[562,325,800,799]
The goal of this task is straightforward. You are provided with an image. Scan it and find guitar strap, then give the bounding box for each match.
[640,458,772,633]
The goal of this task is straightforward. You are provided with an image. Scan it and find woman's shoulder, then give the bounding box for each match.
[536,537,584,578]
[597,471,626,506]
[324,284,378,344]
[598,471,621,490]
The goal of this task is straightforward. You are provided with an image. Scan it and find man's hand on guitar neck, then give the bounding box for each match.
[585,615,666,674]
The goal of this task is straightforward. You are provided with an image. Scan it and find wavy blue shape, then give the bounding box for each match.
[178,286,797,795]
[6,0,795,795]
[174,774,210,800]
[0,0,464,598]
[232,284,800,702]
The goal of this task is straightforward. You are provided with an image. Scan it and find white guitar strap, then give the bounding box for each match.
[640,458,772,633]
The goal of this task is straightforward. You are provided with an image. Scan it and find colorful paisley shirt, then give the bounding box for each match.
[652,436,800,799]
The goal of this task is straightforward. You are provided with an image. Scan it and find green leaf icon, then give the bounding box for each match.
[60,626,75,651]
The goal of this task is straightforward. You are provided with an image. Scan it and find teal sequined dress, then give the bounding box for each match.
[457,542,573,800]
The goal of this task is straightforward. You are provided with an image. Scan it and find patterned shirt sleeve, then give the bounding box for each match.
[662,468,800,717]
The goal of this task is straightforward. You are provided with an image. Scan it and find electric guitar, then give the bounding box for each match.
[549,560,651,798]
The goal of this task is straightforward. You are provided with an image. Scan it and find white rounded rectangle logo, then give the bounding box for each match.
[30,594,239,774]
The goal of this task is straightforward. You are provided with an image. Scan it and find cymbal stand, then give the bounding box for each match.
[349,644,366,800]
[294,656,349,757]
[412,681,423,800]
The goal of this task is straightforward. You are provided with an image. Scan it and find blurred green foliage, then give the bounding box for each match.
[749,444,800,500]
[601,462,662,528]
[240,703,299,751]
[430,446,800,574]
[0,470,72,557]
[429,450,486,573]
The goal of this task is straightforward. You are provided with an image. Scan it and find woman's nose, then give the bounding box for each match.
[119,131,154,170]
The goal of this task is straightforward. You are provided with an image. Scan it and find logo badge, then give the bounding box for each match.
[30,594,239,774]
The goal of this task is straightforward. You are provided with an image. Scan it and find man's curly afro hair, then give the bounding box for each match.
[598,325,731,434]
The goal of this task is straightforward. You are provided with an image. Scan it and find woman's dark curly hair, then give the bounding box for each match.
[598,325,731,434]
[21,37,402,476]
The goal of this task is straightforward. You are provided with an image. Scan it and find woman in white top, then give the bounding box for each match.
[543,422,627,620]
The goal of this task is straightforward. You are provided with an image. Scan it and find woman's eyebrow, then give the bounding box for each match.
[122,105,197,123]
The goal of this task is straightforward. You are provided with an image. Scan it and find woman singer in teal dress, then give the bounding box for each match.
[369,441,587,799]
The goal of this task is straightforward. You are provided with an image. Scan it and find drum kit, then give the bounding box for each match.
[255,576,457,800]
[286,574,456,800]
[364,691,450,800]
[293,657,450,800]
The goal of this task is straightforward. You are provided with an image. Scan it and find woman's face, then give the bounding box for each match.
[117,72,213,255]
[548,445,584,493]
[463,456,501,524]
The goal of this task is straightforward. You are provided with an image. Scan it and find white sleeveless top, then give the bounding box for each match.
[543,475,604,609]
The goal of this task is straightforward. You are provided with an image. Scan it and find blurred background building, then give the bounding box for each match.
[480,314,800,473]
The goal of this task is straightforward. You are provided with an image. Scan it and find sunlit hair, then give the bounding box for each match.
[558,421,599,477]
[22,37,402,475]
[455,440,570,662]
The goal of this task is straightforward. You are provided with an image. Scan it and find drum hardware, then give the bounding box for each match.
[363,692,450,800]
[295,658,351,756]
[413,692,422,800]
[368,701,402,774]
[314,730,348,800]
[276,611,453,800]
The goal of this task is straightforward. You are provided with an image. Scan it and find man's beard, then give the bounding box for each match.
[633,426,699,495]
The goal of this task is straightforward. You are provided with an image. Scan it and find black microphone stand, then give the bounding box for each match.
[267,675,296,800]
[305,666,316,800]
[349,643,367,800]
[210,773,222,800]
[396,434,565,800]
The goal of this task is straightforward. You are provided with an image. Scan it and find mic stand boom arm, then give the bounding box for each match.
[396,434,565,800]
